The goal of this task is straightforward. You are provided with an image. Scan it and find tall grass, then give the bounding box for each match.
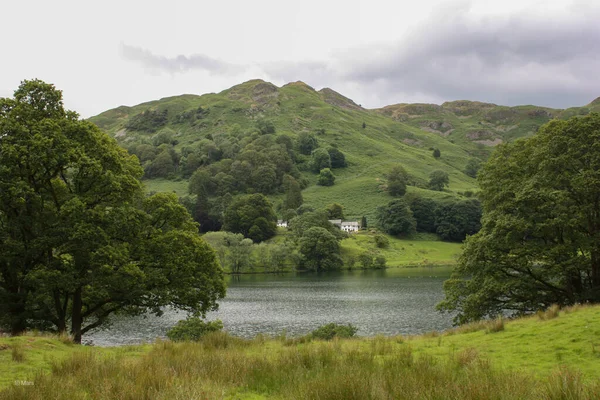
[2,332,599,400]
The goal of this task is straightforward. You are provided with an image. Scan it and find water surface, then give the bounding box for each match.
[88,267,454,346]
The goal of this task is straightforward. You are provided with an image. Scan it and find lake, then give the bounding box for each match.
[87,267,455,346]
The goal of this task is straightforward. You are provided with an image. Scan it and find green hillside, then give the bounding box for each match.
[89,80,599,224]
[89,80,483,221]
[375,97,600,156]
[2,305,599,398]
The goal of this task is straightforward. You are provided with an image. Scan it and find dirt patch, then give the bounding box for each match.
[252,82,279,105]
[114,129,127,138]
[466,130,495,140]
[420,121,453,136]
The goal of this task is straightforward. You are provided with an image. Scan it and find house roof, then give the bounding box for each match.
[341,221,360,226]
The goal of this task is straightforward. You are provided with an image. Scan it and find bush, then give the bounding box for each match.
[374,234,389,248]
[166,318,224,342]
[311,323,357,340]
[317,168,335,186]
[374,255,387,269]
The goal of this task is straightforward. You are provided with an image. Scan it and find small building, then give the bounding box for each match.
[328,219,342,228]
[341,221,360,233]
[329,219,360,233]
[277,220,288,228]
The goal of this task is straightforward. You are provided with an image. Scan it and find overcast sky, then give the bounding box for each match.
[2,0,599,117]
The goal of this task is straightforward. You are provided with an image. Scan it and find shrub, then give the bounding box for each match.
[485,317,505,333]
[311,323,357,340]
[374,234,389,248]
[374,255,387,269]
[538,304,561,320]
[166,318,224,342]
[317,168,335,186]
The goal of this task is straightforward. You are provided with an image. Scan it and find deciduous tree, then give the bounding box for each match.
[439,113,600,323]
[0,80,225,342]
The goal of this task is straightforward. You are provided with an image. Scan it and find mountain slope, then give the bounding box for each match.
[88,80,598,221]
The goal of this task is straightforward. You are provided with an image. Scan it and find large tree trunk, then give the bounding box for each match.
[71,287,83,344]
[591,250,600,296]
[53,290,68,334]
[9,300,27,336]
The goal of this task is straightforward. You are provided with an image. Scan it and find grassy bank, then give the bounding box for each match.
[341,231,461,267]
[2,305,599,399]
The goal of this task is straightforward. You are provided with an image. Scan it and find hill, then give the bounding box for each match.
[90,80,599,222]
[89,80,483,223]
[87,81,599,263]
[2,304,599,398]
[375,97,600,151]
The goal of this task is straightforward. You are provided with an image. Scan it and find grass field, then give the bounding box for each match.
[2,305,599,399]
[341,231,461,266]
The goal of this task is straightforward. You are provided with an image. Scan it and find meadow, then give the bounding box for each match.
[2,304,599,399]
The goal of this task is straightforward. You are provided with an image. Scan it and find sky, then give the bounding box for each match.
[2,0,599,117]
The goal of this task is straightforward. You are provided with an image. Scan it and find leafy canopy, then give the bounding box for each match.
[0,79,225,342]
[439,113,600,324]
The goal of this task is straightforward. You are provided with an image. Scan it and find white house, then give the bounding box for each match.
[329,219,360,233]
[277,220,288,228]
[341,221,360,233]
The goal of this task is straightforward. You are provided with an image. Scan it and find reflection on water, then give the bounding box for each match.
[87,267,454,346]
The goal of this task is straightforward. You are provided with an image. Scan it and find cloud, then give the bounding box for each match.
[120,2,600,108]
[338,2,600,107]
[120,43,244,75]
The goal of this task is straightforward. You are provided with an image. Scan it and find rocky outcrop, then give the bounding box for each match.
[319,88,363,111]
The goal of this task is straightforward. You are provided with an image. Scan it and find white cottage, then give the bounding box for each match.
[277,220,288,228]
[341,221,360,233]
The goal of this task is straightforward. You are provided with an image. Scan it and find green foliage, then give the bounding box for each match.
[357,252,374,269]
[256,118,276,135]
[327,147,347,168]
[376,199,417,236]
[144,150,176,178]
[125,109,168,132]
[433,148,441,158]
[434,199,482,242]
[317,168,335,186]
[310,323,357,340]
[361,216,368,230]
[326,203,345,219]
[374,234,390,248]
[298,227,343,271]
[408,196,438,233]
[387,165,409,197]
[439,113,600,324]
[428,170,449,191]
[296,132,318,155]
[289,211,344,240]
[464,158,481,178]
[166,318,223,342]
[222,194,277,242]
[0,80,225,342]
[374,255,387,268]
[282,175,303,211]
[152,128,176,146]
[310,148,332,172]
